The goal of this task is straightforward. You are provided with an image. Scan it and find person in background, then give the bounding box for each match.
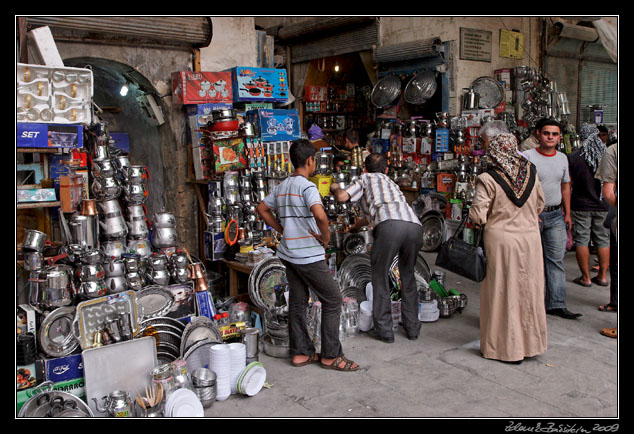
[524,119,581,320]
[568,124,609,288]
[333,154,346,172]
[597,125,609,145]
[307,123,330,152]
[479,120,509,150]
[330,153,423,343]
[594,142,618,338]
[469,133,547,364]
[257,139,360,371]
[519,118,548,152]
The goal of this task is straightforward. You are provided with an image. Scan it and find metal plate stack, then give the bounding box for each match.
[135,316,186,363]
[136,285,175,321]
[248,256,288,312]
[180,315,223,355]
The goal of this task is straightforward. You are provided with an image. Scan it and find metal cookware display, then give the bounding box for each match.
[403,69,437,105]
[247,257,288,313]
[370,74,402,108]
[470,76,505,109]
[18,381,94,418]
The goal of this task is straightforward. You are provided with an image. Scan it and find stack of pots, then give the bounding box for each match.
[191,368,217,408]
[125,204,152,258]
[151,211,178,250]
[251,172,268,203]
[91,143,121,202]
[103,257,128,294]
[146,253,170,286]
[122,253,145,291]
[121,164,149,206]
[169,251,190,285]
[207,192,226,233]
[22,229,48,272]
[75,249,107,299]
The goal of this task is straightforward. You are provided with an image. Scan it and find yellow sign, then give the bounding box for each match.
[500,30,524,59]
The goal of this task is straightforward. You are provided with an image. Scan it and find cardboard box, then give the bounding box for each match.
[109,132,130,153]
[172,71,233,105]
[495,69,512,90]
[211,137,248,173]
[59,173,85,212]
[204,230,226,261]
[185,102,233,116]
[17,122,84,149]
[17,188,57,203]
[230,67,289,103]
[246,109,300,142]
[36,353,84,383]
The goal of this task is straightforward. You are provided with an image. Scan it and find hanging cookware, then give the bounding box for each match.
[152,211,176,228]
[403,70,437,105]
[91,175,121,200]
[122,165,150,185]
[151,226,178,249]
[370,75,402,108]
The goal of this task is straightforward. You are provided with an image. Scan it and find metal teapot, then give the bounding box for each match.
[92,390,133,417]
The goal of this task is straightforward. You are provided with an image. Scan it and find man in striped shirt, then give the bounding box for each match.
[331,153,424,343]
[257,139,360,371]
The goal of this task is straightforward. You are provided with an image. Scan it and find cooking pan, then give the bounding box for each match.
[241,87,262,96]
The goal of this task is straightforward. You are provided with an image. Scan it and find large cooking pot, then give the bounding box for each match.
[29,264,75,310]
[22,229,47,252]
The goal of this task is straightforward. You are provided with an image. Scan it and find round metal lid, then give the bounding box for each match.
[38,307,80,358]
[471,76,505,109]
[403,70,437,105]
[370,75,402,108]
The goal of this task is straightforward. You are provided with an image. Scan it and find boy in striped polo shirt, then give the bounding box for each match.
[257,139,360,372]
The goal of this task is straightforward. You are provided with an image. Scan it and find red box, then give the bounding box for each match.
[305,85,327,102]
[172,71,233,104]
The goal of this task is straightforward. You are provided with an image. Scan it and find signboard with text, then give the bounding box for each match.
[460,28,492,62]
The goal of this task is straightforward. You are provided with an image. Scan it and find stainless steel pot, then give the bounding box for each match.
[126,238,152,258]
[462,87,480,110]
[152,211,176,228]
[91,175,121,200]
[122,165,149,185]
[105,275,128,294]
[123,183,148,204]
[92,158,116,179]
[78,280,108,298]
[69,215,99,250]
[22,229,47,252]
[29,264,75,310]
[126,216,149,239]
[104,258,126,277]
[151,227,178,249]
[101,239,128,259]
[24,251,44,271]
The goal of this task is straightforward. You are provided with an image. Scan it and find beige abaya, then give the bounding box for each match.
[468,172,548,362]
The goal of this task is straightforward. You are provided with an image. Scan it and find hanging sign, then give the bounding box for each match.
[460,28,492,62]
[500,29,524,59]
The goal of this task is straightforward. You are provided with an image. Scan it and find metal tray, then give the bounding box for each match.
[73,290,140,350]
[82,336,157,416]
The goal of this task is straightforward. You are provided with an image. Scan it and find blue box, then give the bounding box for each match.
[230,67,289,103]
[17,123,84,149]
[195,290,217,320]
[185,103,233,116]
[246,109,300,142]
[37,353,84,383]
[109,132,130,153]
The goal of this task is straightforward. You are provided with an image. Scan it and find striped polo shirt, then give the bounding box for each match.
[345,172,421,227]
[263,175,326,264]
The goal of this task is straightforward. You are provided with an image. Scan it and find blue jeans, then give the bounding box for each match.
[539,209,568,310]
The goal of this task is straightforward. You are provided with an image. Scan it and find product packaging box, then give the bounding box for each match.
[17,123,84,149]
[305,85,327,102]
[230,67,289,103]
[185,102,234,117]
[246,109,300,142]
[36,353,84,383]
[195,290,217,320]
[211,137,248,173]
[172,71,233,105]
[204,230,226,262]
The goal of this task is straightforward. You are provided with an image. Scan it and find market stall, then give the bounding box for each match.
[17,45,615,417]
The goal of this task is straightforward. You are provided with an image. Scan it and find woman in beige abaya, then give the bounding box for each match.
[469,133,548,364]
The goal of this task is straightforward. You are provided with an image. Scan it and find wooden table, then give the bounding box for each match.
[222,259,254,297]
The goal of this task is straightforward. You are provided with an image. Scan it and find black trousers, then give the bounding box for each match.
[281,259,343,359]
[370,220,424,339]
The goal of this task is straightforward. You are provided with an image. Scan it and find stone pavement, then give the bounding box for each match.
[202,250,619,423]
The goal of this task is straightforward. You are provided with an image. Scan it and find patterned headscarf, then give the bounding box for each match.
[485,133,535,207]
[580,124,607,173]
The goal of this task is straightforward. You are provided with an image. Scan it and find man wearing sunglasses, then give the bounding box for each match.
[524,119,581,320]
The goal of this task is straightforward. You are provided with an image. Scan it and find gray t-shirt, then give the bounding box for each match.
[263,175,325,264]
[524,148,570,207]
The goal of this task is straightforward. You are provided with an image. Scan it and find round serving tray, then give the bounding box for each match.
[38,306,80,358]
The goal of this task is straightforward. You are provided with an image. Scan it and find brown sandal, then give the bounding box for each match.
[598,304,617,312]
[600,327,617,339]
[291,353,320,367]
[320,355,359,372]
